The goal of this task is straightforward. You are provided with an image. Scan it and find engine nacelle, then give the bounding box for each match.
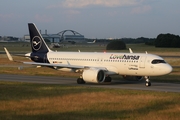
[123,76,144,81]
[82,69,105,83]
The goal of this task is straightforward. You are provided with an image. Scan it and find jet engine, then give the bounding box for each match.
[123,76,144,81]
[82,69,105,83]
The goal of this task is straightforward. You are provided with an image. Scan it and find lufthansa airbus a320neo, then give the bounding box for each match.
[5,23,173,87]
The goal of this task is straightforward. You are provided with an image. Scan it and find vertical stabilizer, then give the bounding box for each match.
[28,23,51,53]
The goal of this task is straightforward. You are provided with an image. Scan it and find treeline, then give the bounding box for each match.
[106,40,126,50]
[121,37,155,44]
[86,37,155,44]
[155,33,180,48]
[108,33,180,48]
[121,34,180,48]
[89,33,180,48]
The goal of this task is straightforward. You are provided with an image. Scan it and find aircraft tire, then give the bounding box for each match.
[77,78,85,84]
[104,76,112,82]
[145,82,151,87]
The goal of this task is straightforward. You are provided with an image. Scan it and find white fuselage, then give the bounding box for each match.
[47,52,172,76]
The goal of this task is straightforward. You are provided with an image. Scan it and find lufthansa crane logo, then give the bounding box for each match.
[32,36,42,51]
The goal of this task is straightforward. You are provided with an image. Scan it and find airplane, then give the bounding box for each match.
[87,40,96,44]
[5,23,173,87]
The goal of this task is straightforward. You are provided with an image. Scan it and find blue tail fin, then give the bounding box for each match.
[28,23,51,53]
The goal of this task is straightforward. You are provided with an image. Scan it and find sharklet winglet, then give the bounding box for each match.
[4,47,13,61]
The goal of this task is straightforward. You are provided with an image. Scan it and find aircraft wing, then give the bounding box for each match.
[23,62,118,75]
[23,62,109,70]
[23,62,85,69]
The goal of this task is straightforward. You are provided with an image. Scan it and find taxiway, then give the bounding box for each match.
[0,74,180,93]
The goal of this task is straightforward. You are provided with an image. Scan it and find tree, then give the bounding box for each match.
[106,40,126,50]
[155,33,180,48]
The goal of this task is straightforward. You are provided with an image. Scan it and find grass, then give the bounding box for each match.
[1,42,180,53]
[0,81,180,120]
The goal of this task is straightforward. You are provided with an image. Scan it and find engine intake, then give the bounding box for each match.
[82,69,105,83]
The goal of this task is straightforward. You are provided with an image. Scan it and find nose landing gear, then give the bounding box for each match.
[145,76,151,87]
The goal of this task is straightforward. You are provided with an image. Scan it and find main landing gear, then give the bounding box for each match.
[77,78,85,84]
[145,76,151,87]
[104,76,112,82]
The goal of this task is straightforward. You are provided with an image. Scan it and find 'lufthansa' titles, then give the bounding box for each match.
[110,54,140,60]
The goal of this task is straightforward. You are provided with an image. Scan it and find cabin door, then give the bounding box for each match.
[139,56,146,68]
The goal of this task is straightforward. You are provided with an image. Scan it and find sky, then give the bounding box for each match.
[0,0,180,39]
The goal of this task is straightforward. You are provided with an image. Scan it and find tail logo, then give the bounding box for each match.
[32,36,42,51]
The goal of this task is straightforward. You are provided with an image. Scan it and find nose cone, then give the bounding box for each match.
[163,64,173,74]
[153,64,173,76]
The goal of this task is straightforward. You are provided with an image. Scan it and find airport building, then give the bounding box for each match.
[42,34,60,43]
[24,30,85,43]
[58,30,85,43]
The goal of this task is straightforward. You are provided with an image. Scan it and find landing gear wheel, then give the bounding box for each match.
[104,76,112,82]
[77,78,85,84]
[145,76,151,87]
[145,82,151,87]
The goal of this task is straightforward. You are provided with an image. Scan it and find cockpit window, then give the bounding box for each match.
[151,59,166,64]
